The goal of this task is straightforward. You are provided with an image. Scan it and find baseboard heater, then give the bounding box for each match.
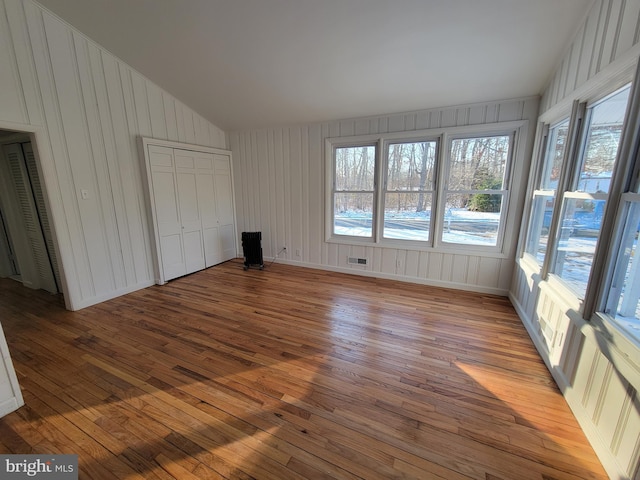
[242,231,264,270]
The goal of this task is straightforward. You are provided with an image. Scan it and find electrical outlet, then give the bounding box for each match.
[396,259,402,268]
[295,249,301,257]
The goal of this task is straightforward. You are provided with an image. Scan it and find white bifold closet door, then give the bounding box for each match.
[146,143,236,283]
[0,142,58,293]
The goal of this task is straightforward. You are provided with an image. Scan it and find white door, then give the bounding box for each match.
[174,150,206,274]
[214,154,237,262]
[1,143,57,293]
[194,152,223,267]
[148,145,186,281]
[143,139,238,283]
[22,143,61,289]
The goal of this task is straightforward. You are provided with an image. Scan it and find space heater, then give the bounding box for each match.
[241,231,264,270]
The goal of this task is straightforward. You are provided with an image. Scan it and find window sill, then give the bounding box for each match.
[325,236,509,259]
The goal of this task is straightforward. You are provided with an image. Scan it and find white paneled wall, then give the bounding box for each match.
[511,1,640,478]
[541,0,640,115]
[0,0,226,309]
[230,98,538,294]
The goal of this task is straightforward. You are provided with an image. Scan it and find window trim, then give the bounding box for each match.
[381,138,439,245]
[556,85,632,309]
[438,132,515,250]
[529,102,586,278]
[325,121,528,256]
[591,68,640,347]
[330,142,379,241]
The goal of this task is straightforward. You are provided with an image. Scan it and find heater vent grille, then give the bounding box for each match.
[348,257,368,266]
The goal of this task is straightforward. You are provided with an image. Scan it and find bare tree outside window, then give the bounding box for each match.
[333,145,376,237]
[383,141,436,241]
[442,135,511,246]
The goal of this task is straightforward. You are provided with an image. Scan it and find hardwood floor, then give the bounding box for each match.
[0,259,607,479]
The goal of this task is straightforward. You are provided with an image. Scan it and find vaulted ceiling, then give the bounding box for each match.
[36,0,593,131]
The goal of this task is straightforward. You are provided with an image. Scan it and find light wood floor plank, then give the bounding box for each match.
[0,260,607,479]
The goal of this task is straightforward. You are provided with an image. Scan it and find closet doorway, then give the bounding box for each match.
[0,129,61,297]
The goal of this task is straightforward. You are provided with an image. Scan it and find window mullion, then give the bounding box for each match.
[374,138,385,242]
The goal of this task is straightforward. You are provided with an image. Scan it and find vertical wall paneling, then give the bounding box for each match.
[97,51,131,288]
[162,93,178,141]
[232,98,538,294]
[131,71,152,138]
[617,0,640,58]
[74,34,122,290]
[0,0,227,309]
[120,63,156,282]
[308,124,322,265]
[590,0,608,79]
[512,1,640,477]
[5,2,35,123]
[146,84,167,140]
[36,11,95,301]
[0,3,27,124]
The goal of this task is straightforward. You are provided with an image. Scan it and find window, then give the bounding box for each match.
[441,135,512,247]
[550,85,631,298]
[383,141,437,241]
[524,118,570,265]
[327,123,522,251]
[605,194,640,341]
[332,144,376,238]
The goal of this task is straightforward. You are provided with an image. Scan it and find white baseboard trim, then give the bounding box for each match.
[262,257,509,296]
[69,280,156,311]
[0,396,22,419]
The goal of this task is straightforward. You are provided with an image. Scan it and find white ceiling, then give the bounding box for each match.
[35,0,592,131]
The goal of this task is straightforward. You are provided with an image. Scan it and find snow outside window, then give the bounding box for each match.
[326,123,522,250]
[606,195,640,342]
[383,141,437,242]
[550,85,631,298]
[333,145,377,238]
[441,135,512,247]
[524,118,570,266]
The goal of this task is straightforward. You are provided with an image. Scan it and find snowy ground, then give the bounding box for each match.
[334,208,500,245]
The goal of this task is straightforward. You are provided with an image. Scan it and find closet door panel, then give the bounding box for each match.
[197,172,222,267]
[176,170,204,274]
[150,168,185,281]
[1,143,57,293]
[148,146,186,281]
[220,224,236,261]
[214,154,236,261]
[159,234,185,279]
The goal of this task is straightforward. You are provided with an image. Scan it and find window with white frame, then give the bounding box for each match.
[383,140,437,242]
[441,135,512,247]
[600,76,640,344]
[332,144,377,238]
[327,125,520,250]
[524,118,570,266]
[549,85,631,298]
[605,192,640,341]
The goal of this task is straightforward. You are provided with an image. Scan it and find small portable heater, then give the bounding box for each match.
[241,231,264,270]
